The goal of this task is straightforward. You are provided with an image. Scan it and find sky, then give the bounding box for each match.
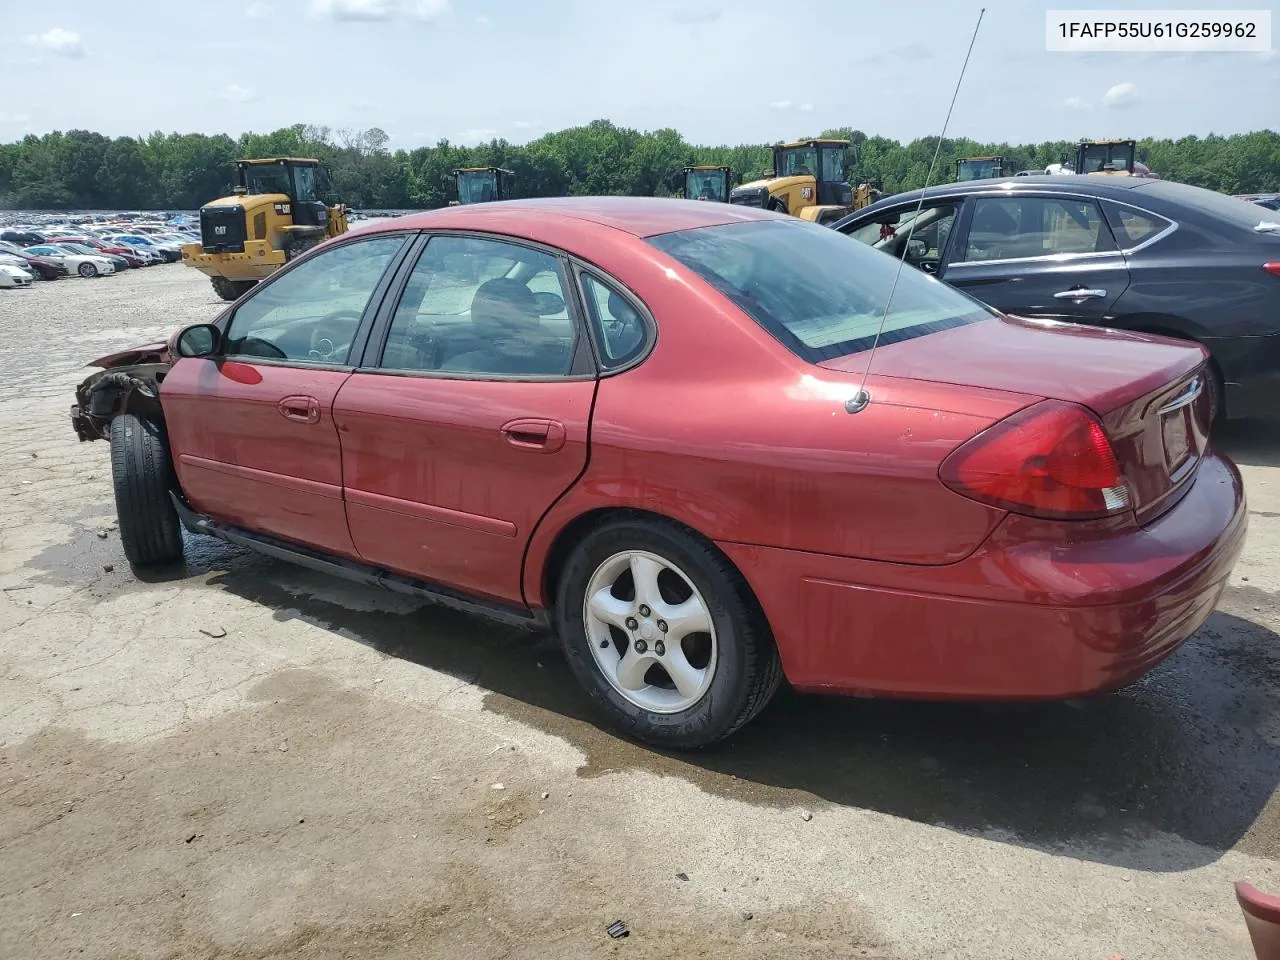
[1,0,1276,149]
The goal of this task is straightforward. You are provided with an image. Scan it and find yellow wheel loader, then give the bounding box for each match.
[180,158,351,302]
[728,138,877,225]
[684,165,731,202]
[450,166,514,205]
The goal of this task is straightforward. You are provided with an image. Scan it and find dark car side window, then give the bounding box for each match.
[578,272,649,369]
[958,196,1116,262]
[845,203,959,271]
[1102,202,1174,249]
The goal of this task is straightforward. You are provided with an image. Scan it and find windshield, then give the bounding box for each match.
[820,147,847,183]
[457,171,499,204]
[686,169,727,201]
[648,219,991,362]
[775,146,818,178]
[243,163,293,196]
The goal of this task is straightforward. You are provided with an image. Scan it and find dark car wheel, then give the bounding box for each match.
[554,517,783,749]
[77,261,98,278]
[109,414,184,567]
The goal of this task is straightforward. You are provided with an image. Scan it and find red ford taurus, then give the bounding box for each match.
[70,197,1247,748]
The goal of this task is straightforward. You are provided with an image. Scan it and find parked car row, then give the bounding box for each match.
[0,224,196,286]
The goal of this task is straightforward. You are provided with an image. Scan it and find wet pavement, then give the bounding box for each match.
[2,266,1279,959]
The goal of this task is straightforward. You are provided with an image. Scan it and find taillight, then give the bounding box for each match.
[1264,262,1280,278]
[939,400,1131,520]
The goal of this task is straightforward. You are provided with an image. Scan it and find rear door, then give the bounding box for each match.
[161,233,412,557]
[942,192,1130,325]
[334,234,597,605]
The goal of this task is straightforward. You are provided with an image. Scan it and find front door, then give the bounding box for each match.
[161,233,411,556]
[942,192,1130,325]
[334,234,597,604]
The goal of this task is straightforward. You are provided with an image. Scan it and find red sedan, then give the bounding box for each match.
[70,197,1246,748]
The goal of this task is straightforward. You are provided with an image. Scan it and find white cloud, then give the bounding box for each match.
[220,84,259,102]
[1063,96,1092,111]
[311,0,449,21]
[799,102,814,113]
[672,7,722,24]
[1102,82,1138,108]
[511,119,543,130]
[246,1,269,18]
[894,42,933,60]
[768,100,793,110]
[0,112,31,124]
[476,14,492,26]
[29,27,83,58]
[457,127,497,144]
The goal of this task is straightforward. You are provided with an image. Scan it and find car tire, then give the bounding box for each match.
[108,413,184,568]
[1207,363,1226,423]
[78,261,98,279]
[554,516,783,749]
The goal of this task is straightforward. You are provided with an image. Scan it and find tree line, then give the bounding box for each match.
[1,121,1277,212]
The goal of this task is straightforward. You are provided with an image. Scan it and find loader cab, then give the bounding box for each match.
[955,157,1008,181]
[684,165,730,202]
[238,158,328,228]
[772,139,851,207]
[454,167,514,205]
[1076,139,1137,175]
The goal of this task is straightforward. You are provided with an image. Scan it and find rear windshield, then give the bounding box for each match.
[1135,179,1280,230]
[647,219,992,362]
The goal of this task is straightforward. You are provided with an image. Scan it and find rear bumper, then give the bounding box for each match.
[719,452,1247,699]
[181,241,284,280]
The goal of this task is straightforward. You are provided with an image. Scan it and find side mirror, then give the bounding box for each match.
[176,323,221,358]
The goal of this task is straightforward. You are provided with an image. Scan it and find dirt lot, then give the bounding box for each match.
[2,265,1280,959]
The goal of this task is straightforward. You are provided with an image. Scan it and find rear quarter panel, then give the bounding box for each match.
[520,235,1035,606]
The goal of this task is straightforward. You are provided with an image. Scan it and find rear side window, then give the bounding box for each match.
[648,219,991,363]
[579,273,648,369]
[1103,203,1174,248]
[959,196,1114,262]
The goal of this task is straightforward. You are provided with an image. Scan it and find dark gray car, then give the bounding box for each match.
[831,176,1280,421]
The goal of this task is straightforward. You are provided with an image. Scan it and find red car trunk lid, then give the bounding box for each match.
[819,315,1211,519]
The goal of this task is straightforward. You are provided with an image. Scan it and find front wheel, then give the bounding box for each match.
[210,276,257,302]
[769,198,788,216]
[78,261,98,278]
[555,517,783,749]
[108,414,184,567]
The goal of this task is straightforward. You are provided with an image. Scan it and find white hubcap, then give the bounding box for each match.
[583,550,717,713]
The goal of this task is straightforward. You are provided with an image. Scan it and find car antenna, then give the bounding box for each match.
[846,7,986,415]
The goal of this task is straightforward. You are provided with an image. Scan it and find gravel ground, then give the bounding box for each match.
[2,264,1280,959]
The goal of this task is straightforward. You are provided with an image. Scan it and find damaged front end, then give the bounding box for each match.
[70,342,173,442]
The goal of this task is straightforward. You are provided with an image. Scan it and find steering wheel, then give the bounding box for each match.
[308,309,364,362]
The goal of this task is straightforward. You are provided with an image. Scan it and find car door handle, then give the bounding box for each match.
[501,418,566,453]
[277,395,321,424]
[1053,287,1107,300]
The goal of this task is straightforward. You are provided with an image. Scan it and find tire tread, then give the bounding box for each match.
[109,414,184,567]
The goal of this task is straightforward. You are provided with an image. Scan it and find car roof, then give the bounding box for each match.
[358,196,776,240]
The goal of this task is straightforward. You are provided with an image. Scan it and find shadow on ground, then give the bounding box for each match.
[178,549,1280,874]
[1216,417,1280,469]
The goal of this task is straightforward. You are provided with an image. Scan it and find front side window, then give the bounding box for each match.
[379,235,577,377]
[776,147,818,177]
[845,203,958,270]
[224,235,407,364]
[960,196,1114,262]
[291,165,317,202]
[648,219,991,363]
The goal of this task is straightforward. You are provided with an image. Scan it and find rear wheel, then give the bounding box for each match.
[554,517,783,749]
[108,414,184,568]
[78,261,98,278]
